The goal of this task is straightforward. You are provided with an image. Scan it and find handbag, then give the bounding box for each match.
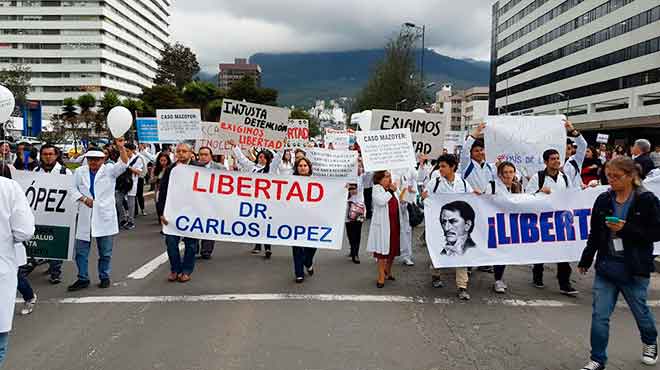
[407,202,424,228]
[347,201,365,222]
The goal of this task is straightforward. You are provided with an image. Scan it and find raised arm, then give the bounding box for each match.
[10,180,35,243]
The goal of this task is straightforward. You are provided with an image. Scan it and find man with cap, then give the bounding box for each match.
[67,139,129,291]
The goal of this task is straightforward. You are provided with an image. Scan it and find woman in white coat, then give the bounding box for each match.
[0,174,35,366]
[67,139,129,291]
[366,170,407,288]
[392,168,416,266]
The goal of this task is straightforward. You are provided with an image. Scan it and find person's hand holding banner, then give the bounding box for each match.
[107,106,133,138]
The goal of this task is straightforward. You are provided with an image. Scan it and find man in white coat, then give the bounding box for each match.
[67,138,129,291]
[0,175,35,366]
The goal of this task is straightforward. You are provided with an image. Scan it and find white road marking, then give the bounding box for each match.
[17,294,660,308]
[127,243,183,280]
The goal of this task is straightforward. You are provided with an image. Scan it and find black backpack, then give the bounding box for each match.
[115,157,139,193]
[408,202,424,228]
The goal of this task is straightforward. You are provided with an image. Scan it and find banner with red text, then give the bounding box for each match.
[162,165,347,250]
[218,99,290,150]
[288,119,309,147]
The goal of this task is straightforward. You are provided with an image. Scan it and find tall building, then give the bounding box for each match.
[490,0,660,141]
[0,0,172,117]
[434,85,490,132]
[218,58,262,90]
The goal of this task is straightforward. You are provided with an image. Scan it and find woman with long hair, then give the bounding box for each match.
[290,157,318,282]
[581,146,602,186]
[578,157,660,370]
[278,150,294,175]
[151,152,172,203]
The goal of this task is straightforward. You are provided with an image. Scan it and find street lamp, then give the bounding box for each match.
[504,68,521,114]
[404,22,426,85]
[395,99,408,111]
[557,92,570,116]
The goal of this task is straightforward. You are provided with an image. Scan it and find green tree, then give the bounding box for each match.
[353,29,424,112]
[182,81,222,120]
[77,93,97,137]
[0,63,31,109]
[290,108,320,138]
[140,85,185,116]
[207,99,225,122]
[228,75,279,105]
[154,42,201,90]
[122,98,144,119]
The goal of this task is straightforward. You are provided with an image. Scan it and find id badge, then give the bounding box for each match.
[613,238,624,252]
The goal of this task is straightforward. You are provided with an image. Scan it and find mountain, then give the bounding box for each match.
[249,49,490,108]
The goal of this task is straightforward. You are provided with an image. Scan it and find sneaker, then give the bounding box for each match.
[20,294,37,315]
[560,285,579,297]
[402,257,415,266]
[580,360,605,370]
[432,277,444,288]
[251,247,261,255]
[67,279,90,292]
[457,288,471,301]
[264,250,272,259]
[642,343,658,365]
[98,279,111,289]
[295,277,304,284]
[200,255,212,260]
[493,280,508,294]
[49,276,61,285]
[306,265,314,276]
[533,279,545,289]
[141,210,148,216]
[124,223,136,231]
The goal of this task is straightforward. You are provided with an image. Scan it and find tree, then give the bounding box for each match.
[290,108,321,138]
[353,29,424,113]
[122,98,144,119]
[228,75,279,105]
[182,81,222,120]
[140,85,185,116]
[0,63,31,109]
[77,93,97,136]
[207,99,225,122]
[154,42,201,90]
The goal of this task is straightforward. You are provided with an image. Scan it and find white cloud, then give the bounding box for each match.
[171,1,492,72]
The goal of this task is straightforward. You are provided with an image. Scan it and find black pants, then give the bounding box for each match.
[254,244,271,252]
[494,265,505,281]
[364,187,373,219]
[292,247,317,278]
[200,240,215,257]
[533,262,571,287]
[136,177,145,213]
[345,221,362,258]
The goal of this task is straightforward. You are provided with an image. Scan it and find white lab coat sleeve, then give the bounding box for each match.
[459,136,475,176]
[269,150,283,175]
[232,146,254,170]
[573,135,587,168]
[9,181,35,243]
[525,174,540,194]
[107,158,129,179]
[463,178,474,193]
[371,184,393,207]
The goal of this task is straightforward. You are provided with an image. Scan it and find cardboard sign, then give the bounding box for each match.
[136,117,176,143]
[218,99,290,150]
[370,110,446,158]
[305,148,358,179]
[288,119,309,147]
[356,128,416,172]
[156,109,202,141]
[596,133,609,144]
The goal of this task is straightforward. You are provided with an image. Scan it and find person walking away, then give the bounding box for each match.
[157,143,200,283]
[290,157,319,282]
[67,140,129,291]
[367,171,405,288]
[0,169,35,366]
[632,139,656,179]
[34,144,72,285]
[422,154,474,300]
[577,157,660,370]
[196,146,224,259]
[526,148,580,296]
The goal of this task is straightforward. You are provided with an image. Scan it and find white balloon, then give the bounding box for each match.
[0,85,15,123]
[412,108,426,114]
[107,106,133,138]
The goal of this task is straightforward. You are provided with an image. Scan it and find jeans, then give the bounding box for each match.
[75,236,114,281]
[48,260,62,279]
[494,265,506,281]
[200,240,215,257]
[115,190,127,224]
[345,221,362,258]
[0,332,8,367]
[590,273,657,365]
[17,265,34,301]
[533,262,571,287]
[165,235,197,275]
[292,247,317,279]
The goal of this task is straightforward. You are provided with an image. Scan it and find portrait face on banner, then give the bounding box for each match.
[438,201,476,256]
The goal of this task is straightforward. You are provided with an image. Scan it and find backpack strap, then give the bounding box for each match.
[59,165,67,175]
[433,177,440,193]
[129,156,139,167]
[537,171,546,191]
[569,159,579,175]
[490,180,496,195]
[463,162,475,180]
[462,179,467,193]
[562,173,569,188]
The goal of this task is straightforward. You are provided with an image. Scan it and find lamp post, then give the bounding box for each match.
[557,92,570,116]
[404,22,425,85]
[395,98,408,111]
[504,68,521,115]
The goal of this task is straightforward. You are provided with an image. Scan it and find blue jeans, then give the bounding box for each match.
[590,273,658,365]
[48,260,62,279]
[165,235,197,275]
[75,236,114,282]
[292,247,317,279]
[0,332,8,367]
[17,265,34,301]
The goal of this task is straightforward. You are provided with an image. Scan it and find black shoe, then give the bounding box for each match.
[295,277,304,284]
[533,278,545,289]
[200,255,212,260]
[49,276,62,285]
[352,256,361,264]
[376,282,384,288]
[251,247,261,254]
[264,251,272,259]
[98,279,111,289]
[67,280,90,292]
[580,360,605,370]
[386,275,396,281]
[560,285,579,297]
[306,266,314,276]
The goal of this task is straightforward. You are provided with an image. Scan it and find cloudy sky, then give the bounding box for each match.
[171,0,493,73]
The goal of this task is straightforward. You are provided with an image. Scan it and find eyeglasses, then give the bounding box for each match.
[606,173,627,181]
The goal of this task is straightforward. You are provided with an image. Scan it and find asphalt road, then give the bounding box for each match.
[5,202,660,370]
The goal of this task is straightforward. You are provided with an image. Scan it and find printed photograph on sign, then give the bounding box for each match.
[218,99,290,150]
[370,109,446,158]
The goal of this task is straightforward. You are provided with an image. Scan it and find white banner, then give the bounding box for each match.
[13,172,76,260]
[325,129,351,150]
[194,121,243,154]
[162,165,347,249]
[356,128,416,172]
[219,99,290,150]
[484,115,566,175]
[425,186,660,268]
[156,109,202,141]
[370,110,446,158]
[305,148,358,180]
[287,119,309,147]
[444,131,467,154]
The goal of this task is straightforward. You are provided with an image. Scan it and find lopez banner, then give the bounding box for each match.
[13,171,76,260]
[425,186,660,268]
[162,165,347,249]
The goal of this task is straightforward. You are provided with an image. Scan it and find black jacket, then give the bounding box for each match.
[578,187,660,277]
[635,153,656,179]
[156,161,203,217]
